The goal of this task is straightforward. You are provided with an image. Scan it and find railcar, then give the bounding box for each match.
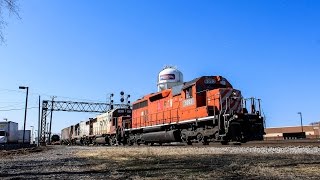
[61,108,132,145]
[91,108,131,145]
[60,126,72,145]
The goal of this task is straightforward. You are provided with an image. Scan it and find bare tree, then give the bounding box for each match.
[310,121,320,125]
[0,0,20,44]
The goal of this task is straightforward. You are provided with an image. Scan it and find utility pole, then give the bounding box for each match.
[48,96,57,144]
[298,112,304,134]
[38,96,41,146]
[19,86,29,144]
[34,130,38,145]
[30,126,34,144]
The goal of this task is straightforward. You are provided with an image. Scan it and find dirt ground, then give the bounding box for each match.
[0,145,319,179]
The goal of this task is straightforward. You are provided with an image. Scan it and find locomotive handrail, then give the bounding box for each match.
[242,97,262,115]
[132,108,180,128]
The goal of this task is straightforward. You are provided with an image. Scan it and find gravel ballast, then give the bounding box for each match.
[0,145,320,179]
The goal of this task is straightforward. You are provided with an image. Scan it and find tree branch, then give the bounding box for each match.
[0,0,20,44]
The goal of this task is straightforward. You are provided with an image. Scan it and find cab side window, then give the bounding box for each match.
[185,87,193,99]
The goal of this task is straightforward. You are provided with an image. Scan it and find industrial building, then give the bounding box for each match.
[264,124,320,140]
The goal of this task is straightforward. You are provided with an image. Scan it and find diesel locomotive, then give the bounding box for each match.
[61,66,265,145]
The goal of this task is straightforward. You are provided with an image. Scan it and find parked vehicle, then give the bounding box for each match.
[18,130,31,144]
[0,121,19,144]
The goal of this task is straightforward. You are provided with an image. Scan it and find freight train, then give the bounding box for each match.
[61,66,265,145]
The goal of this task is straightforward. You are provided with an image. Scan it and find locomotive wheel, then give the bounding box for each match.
[136,139,142,146]
[187,141,192,145]
[196,133,203,142]
[181,133,187,143]
[108,138,113,146]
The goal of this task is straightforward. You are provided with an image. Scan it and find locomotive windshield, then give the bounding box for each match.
[112,109,132,117]
[196,77,231,92]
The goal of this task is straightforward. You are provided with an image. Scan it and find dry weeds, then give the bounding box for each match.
[76,146,320,179]
[1,146,319,179]
[0,146,45,157]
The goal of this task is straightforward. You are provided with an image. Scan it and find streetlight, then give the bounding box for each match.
[19,86,29,144]
[30,126,34,144]
[297,112,304,134]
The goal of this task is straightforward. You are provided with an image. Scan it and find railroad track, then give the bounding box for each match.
[88,139,320,148]
[2,140,319,153]
[189,139,320,147]
[170,139,317,147]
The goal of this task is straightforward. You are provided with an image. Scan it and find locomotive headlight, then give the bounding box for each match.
[234,115,238,119]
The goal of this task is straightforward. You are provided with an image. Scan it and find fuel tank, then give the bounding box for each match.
[75,139,83,145]
[95,137,108,144]
[141,130,181,143]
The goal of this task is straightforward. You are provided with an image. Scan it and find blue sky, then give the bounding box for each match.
[0,0,320,134]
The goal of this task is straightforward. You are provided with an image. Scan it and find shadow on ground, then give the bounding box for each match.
[1,152,320,179]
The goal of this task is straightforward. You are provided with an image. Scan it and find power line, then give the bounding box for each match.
[0,107,38,112]
[0,101,25,104]
[0,103,25,109]
[42,94,106,103]
[0,88,106,103]
[0,88,25,93]
[32,91,105,102]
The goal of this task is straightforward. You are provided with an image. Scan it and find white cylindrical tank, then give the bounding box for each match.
[157,66,183,92]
